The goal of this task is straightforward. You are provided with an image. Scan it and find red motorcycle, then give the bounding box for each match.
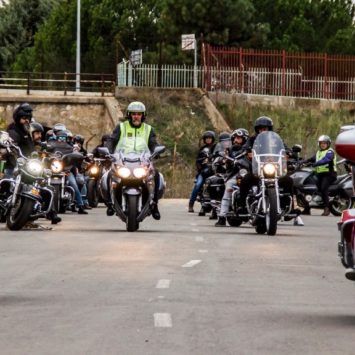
[336,125,355,281]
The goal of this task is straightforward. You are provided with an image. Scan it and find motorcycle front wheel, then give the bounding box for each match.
[265,188,278,236]
[87,179,99,208]
[126,195,139,232]
[7,196,35,231]
[329,195,352,217]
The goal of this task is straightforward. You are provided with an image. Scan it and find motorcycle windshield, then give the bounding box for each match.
[252,131,287,177]
[114,136,151,162]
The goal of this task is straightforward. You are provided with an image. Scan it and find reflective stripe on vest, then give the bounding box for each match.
[315,148,337,173]
[115,121,152,152]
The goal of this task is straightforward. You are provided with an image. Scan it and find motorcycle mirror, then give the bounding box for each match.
[151,145,166,159]
[87,153,94,159]
[97,147,110,157]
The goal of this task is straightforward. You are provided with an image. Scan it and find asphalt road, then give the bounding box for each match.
[0,199,354,355]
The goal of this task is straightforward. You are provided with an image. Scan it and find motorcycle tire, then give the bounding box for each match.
[87,179,99,208]
[126,195,139,232]
[255,221,267,234]
[7,196,35,231]
[227,216,243,227]
[329,196,351,217]
[53,185,61,213]
[265,188,278,236]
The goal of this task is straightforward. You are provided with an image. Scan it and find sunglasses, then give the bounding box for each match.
[57,136,67,142]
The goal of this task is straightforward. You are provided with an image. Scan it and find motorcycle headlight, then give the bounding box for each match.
[239,168,248,177]
[51,160,63,173]
[26,159,43,176]
[133,167,147,179]
[90,165,99,175]
[263,163,276,177]
[116,166,131,178]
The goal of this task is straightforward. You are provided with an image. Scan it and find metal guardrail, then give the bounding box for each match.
[0,71,116,96]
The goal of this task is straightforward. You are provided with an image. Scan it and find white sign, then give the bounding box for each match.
[130,49,142,65]
[181,34,195,51]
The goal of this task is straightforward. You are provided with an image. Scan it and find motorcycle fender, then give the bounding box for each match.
[19,191,42,202]
[123,187,141,196]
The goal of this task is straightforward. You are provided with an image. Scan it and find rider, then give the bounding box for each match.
[302,135,337,216]
[29,121,45,149]
[215,128,249,227]
[5,103,34,177]
[106,101,161,220]
[188,130,216,213]
[46,130,89,215]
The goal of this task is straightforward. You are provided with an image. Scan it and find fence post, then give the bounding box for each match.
[324,54,328,99]
[27,72,30,95]
[64,72,68,96]
[239,47,243,93]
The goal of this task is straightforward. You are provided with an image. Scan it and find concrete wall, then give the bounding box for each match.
[208,92,355,112]
[0,94,123,150]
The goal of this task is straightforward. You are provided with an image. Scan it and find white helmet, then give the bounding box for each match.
[126,101,146,121]
[318,135,331,148]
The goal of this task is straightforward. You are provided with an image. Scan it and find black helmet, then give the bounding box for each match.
[53,123,67,135]
[13,103,33,123]
[231,128,249,143]
[73,134,85,145]
[29,122,44,135]
[45,129,56,141]
[56,130,68,142]
[202,130,216,143]
[218,132,231,142]
[254,116,273,133]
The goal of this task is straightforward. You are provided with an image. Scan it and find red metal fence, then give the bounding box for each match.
[203,44,355,100]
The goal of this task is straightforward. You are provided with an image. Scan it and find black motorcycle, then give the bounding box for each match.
[99,138,165,232]
[0,131,54,230]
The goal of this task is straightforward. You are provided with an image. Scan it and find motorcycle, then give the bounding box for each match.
[335,125,355,280]
[0,131,54,230]
[289,144,353,216]
[247,131,293,235]
[85,154,109,207]
[99,137,166,232]
[45,151,83,213]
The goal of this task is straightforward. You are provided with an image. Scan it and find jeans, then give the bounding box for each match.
[189,174,205,205]
[67,172,84,207]
[219,174,236,217]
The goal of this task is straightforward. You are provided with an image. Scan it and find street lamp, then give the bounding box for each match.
[76,0,80,92]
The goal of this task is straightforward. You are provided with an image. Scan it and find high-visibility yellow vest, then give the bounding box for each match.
[115,121,152,153]
[315,148,337,173]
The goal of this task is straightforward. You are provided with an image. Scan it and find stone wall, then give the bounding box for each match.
[208,92,355,112]
[0,95,123,150]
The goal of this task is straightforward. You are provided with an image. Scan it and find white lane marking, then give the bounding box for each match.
[182,260,202,268]
[190,223,197,226]
[195,236,204,242]
[156,279,171,289]
[154,313,172,327]
[192,228,200,232]
[157,296,165,299]
[198,249,208,253]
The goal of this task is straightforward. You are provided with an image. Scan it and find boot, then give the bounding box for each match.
[188,202,194,213]
[106,206,115,216]
[78,206,88,215]
[198,207,206,216]
[301,207,311,215]
[71,204,77,213]
[84,203,92,210]
[215,216,226,227]
[321,207,330,216]
[209,209,218,220]
[151,203,161,220]
[47,211,62,225]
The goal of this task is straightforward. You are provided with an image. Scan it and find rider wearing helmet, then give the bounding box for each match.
[106,101,162,220]
[29,122,44,147]
[188,130,216,213]
[53,123,67,136]
[243,116,273,152]
[215,128,250,226]
[301,135,337,216]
